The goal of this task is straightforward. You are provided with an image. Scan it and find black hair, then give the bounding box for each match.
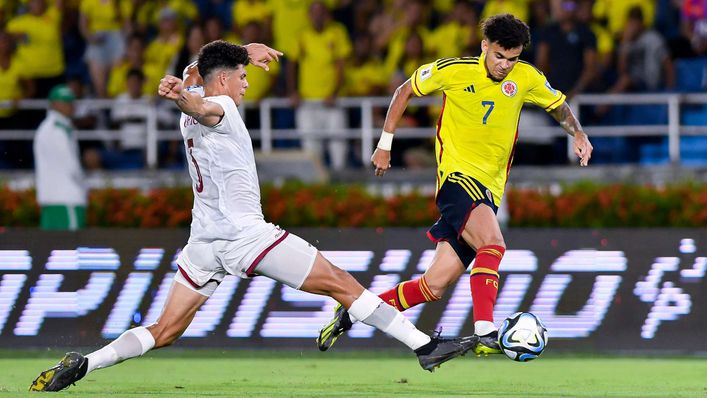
[627,6,643,23]
[481,14,531,50]
[126,68,145,81]
[197,40,249,82]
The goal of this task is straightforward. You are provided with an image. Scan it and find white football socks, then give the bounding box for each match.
[474,320,496,336]
[347,290,431,350]
[85,326,155,374]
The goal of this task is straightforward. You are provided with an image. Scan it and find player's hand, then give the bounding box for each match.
[158,75,183,101]
[574,131,593,166]
[244,43,283,72]
[371,148,391,177]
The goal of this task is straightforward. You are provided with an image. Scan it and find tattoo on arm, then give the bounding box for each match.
[550,102,583,137]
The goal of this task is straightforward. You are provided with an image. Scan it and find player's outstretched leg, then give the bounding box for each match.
[317,243,462,352]
[29,352,87,392]
[29,279,208,391]
[415,334,479,372]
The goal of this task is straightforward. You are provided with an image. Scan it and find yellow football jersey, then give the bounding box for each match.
[410,52,565,205]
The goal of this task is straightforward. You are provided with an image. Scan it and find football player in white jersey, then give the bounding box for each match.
[29,41,478,392]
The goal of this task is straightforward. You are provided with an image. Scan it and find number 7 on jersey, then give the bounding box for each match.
[481,100,494,125]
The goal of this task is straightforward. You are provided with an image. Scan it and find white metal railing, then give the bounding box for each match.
[1,93,706,168]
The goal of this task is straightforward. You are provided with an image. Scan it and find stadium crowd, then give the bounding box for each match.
[0,0,706,169]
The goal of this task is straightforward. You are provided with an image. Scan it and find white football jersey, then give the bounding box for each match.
[179,94,274,245]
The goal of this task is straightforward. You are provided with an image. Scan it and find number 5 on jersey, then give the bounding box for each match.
[482,100,494,125]
[187,138,204,193]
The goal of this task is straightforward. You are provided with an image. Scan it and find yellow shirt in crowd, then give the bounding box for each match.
[6,6,64,78]
[269,0,313,56]
[0,57,26,117]
[593,0,655,36]
[245,61,279,101]
[233,0,272,29]
[344,58,387,97]
[79,0,132,33]
[290,21,351,99]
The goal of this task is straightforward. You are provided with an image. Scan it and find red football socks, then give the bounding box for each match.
[378,277,438,311]
[470,245,505,322]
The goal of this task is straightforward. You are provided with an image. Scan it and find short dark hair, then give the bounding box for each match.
[126,68,144,81]
[481,14,531,50]
[197,40,249,82]
[627,6,643,23]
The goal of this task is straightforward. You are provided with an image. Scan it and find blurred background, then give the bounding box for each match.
[0,0,705,357]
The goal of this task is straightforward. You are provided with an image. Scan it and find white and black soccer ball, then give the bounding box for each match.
[497,312,548,362]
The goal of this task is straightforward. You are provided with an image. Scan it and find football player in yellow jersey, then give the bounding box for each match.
[318,14,593,355]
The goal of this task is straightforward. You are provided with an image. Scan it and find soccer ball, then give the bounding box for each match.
[497,312,548,362]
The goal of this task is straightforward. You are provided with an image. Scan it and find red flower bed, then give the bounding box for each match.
[2,182,706,227]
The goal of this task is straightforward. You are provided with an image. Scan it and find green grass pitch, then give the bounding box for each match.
[1,350,705,397]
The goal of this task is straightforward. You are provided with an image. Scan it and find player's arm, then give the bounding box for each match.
[158,75,224,127]
[548,102,593,166]
[371,80,415,176]
[182,61,203,87]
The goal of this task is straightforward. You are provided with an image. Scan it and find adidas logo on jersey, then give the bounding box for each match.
[464,85,475,93]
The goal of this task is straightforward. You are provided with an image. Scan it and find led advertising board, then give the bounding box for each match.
[0,229,704,352]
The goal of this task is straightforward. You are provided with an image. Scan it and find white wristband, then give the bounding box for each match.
[377,131,394,151]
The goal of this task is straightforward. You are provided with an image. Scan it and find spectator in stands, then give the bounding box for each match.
[232,0,272,39]
[428,0,480,59]
[592,0,655,39]
[350,0,379,38]
[33,84,86,230]
[288,1,351,170]
[344,34,387,97]
[143,8,183,95]
[526,0,551,64]
[270,0,313,57]
[66,76,100,130]
[61,5,89,85]
[79,0,131,98]
[6,0,65,98]
[681,0,707,56]
[576,0,614,70]
[482,0,530,24]
[204,15,228,43]
[109,69,148,169]
[0,30,33,169]
[241,22,278,102]
[194,0,233,31]
[0,30,32,130]
[610,7,675,94]
[107,33,149,98]
[133,0,197,35]
[378,0,431,77]
[66,76,105,171]
[173,24,206,78]
[536,0,597,99]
